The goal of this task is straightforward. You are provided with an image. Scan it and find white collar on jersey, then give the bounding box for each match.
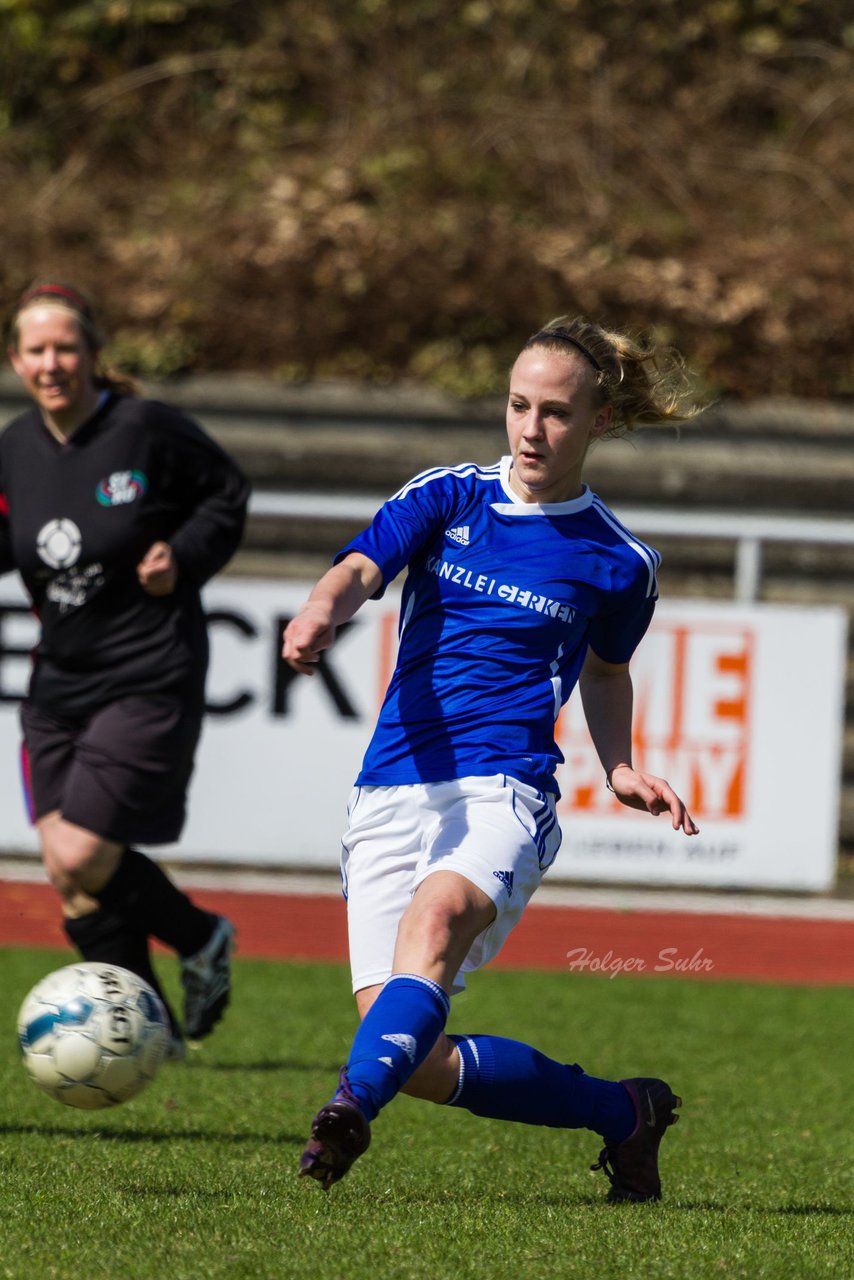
[492,455,596,515]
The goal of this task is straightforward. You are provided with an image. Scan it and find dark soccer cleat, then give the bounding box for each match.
[181,915,235,1040]
[299,1070,371,1190]
[590,1076,681,1203]
[165,1035,187,1063]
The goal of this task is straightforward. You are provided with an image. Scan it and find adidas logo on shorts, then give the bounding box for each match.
[493,869,514,898]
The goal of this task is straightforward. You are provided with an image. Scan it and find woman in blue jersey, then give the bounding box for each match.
[283,316,701,1202]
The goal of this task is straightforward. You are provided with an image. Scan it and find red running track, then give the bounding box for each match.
[2,878,852,985]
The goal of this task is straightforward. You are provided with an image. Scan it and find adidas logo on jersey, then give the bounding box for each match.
[381,1032,417,1063]
[445,525,470,546]
[493,869,515,898]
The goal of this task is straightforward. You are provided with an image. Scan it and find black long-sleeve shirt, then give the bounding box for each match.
[0,392,249,716]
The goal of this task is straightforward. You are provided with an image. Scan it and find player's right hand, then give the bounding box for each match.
[282,608,336,674]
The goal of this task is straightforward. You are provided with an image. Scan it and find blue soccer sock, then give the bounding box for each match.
[445,1033,636,1144]
[344,973,451,1122]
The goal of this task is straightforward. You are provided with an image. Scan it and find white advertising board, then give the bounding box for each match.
[0,579,846,890]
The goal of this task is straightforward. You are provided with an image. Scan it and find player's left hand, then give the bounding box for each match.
[137,541,178,596]
[607,765,699,835]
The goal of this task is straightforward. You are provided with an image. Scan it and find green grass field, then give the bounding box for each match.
[1,948,851,1280]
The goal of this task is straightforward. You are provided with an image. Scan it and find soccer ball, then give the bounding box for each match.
[17,962,171,1110]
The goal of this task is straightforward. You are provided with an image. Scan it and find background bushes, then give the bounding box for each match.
[2,0,853,396]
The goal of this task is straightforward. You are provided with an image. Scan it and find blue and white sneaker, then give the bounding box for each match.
[181,915,235,1040]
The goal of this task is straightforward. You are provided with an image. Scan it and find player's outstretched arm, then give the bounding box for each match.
[283,552,383,675]
[579,648,699,836]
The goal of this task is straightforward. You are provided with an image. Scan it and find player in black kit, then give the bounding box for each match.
[1,281,250,1057]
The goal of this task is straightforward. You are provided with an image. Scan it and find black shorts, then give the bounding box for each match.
[20,695,204,846]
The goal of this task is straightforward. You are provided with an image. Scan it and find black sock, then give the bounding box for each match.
[96,849,215,957]
[64,908,181,1037]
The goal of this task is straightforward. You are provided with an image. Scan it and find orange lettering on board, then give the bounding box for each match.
[667,627,688,749]
[556,623,755,821]
[715,650,749,723]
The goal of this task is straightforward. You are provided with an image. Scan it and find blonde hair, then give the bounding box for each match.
[7,281,141,397]
[521,316,704,437]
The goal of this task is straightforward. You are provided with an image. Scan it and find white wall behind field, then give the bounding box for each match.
[0,578,846,891]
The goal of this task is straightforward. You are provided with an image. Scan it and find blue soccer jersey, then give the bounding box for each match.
[336,456,660,794]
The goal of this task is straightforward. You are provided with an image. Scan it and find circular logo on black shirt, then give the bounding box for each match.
[96,470,148,506]
[36,518,83,570]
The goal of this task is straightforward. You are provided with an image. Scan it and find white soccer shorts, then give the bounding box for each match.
[341,773,562,995]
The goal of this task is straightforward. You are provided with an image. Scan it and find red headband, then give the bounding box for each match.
[17,283,93,315]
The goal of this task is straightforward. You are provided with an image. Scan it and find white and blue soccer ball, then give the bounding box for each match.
[17,962,170,1110]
